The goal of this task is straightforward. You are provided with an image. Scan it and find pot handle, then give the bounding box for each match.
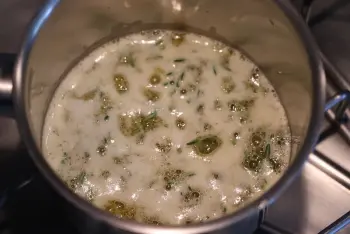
[325,90,350,113]
[0,53,15,117]
[325,90,349,136]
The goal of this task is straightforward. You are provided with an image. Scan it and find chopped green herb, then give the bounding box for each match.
[221,204,227,214]
[213,173,220,179]
[119,53,135,67]
[143,88,160,102]
[162,168,193,190]
[187,139,199,145]
[176,118,186,130]
[146,55,163,61]
[104,115,109,121]
[61,152,71,165]
[264,143,271,158]
[155,138,172,153]
[196,104,204,115]
[228,99,255,112]
[143,216,163,225]
[97,145,107,156]
[99,91,113,116]
[186,135,222,156]
[269,157,282,173]
[136,133,145,145]
[166,72,173,76]
[221,76,235,94]
[176,72,185,87]
[187,172,196,177]
[68,171,87,190]
[174,58,186,63]
[171,33,185,47]
[220,53,232,71]
[104,200,136,220]
[213,66,217,75]
[149,73,161,85]
[76,89,98,101]
[101,170,111,179]
[83,152,90,163]
[214,99,222,110]
[113,74,129,94]
[231,132,240,146]
[182,187,202,206]
[204,123,212,131]
[145,110,157,120]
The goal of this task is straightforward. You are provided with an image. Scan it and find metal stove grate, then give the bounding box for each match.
[257,0,350,233]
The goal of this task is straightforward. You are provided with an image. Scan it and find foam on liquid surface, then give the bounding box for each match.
[42,30,291,225]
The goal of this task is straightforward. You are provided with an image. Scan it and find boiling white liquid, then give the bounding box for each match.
[42,30,291,225]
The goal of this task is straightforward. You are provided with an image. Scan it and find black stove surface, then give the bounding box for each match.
[0,0,349,234]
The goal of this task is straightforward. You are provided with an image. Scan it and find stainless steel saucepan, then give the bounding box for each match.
[0,0,345,233]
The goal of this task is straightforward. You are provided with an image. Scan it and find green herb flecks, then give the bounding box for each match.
[96,133,113,156]
[155,138,173,154]
[149,73,161,85]
[163,169,194,191]
[74,89,98,101]
[104,200,137,220]
[101,170,111,179]
[61,152,71,165]
[171,33,186,47]
[264,143,271,158]
[242,129,283,173]
[176,118,186,130]
[143,88,160,102]
[143,216,163,226]
[98,91,113,116]
[146,55,164,61]
[113,74,129,94]
[186,135,222,156]
[83,152,90,163]
[68,171,87,190]
[231,132,240,146]
[174,58,186,63]
[196,104,204,115]
[119,53,136,68]
[182,186,202,206]
[119,111,163,137]
[176,72,185,87]
[228,99,255,112]
[213,66,217,76]
[220,53,232,71]
[214,99,222,110]
[221,76,235,94]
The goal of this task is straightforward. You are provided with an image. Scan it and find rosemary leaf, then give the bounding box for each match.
[186,139,199,145]
[264,143,271,158]
[213,66,217,76]
[174,58,186,63]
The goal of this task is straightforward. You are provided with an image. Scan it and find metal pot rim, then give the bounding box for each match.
[13,0,325,233]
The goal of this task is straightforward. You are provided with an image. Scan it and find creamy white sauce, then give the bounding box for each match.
[42,30,291,225]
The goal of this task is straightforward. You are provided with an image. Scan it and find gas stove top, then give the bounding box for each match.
[0,0,349,233]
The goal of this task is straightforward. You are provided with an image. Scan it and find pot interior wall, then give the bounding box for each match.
[25,0,312,168]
